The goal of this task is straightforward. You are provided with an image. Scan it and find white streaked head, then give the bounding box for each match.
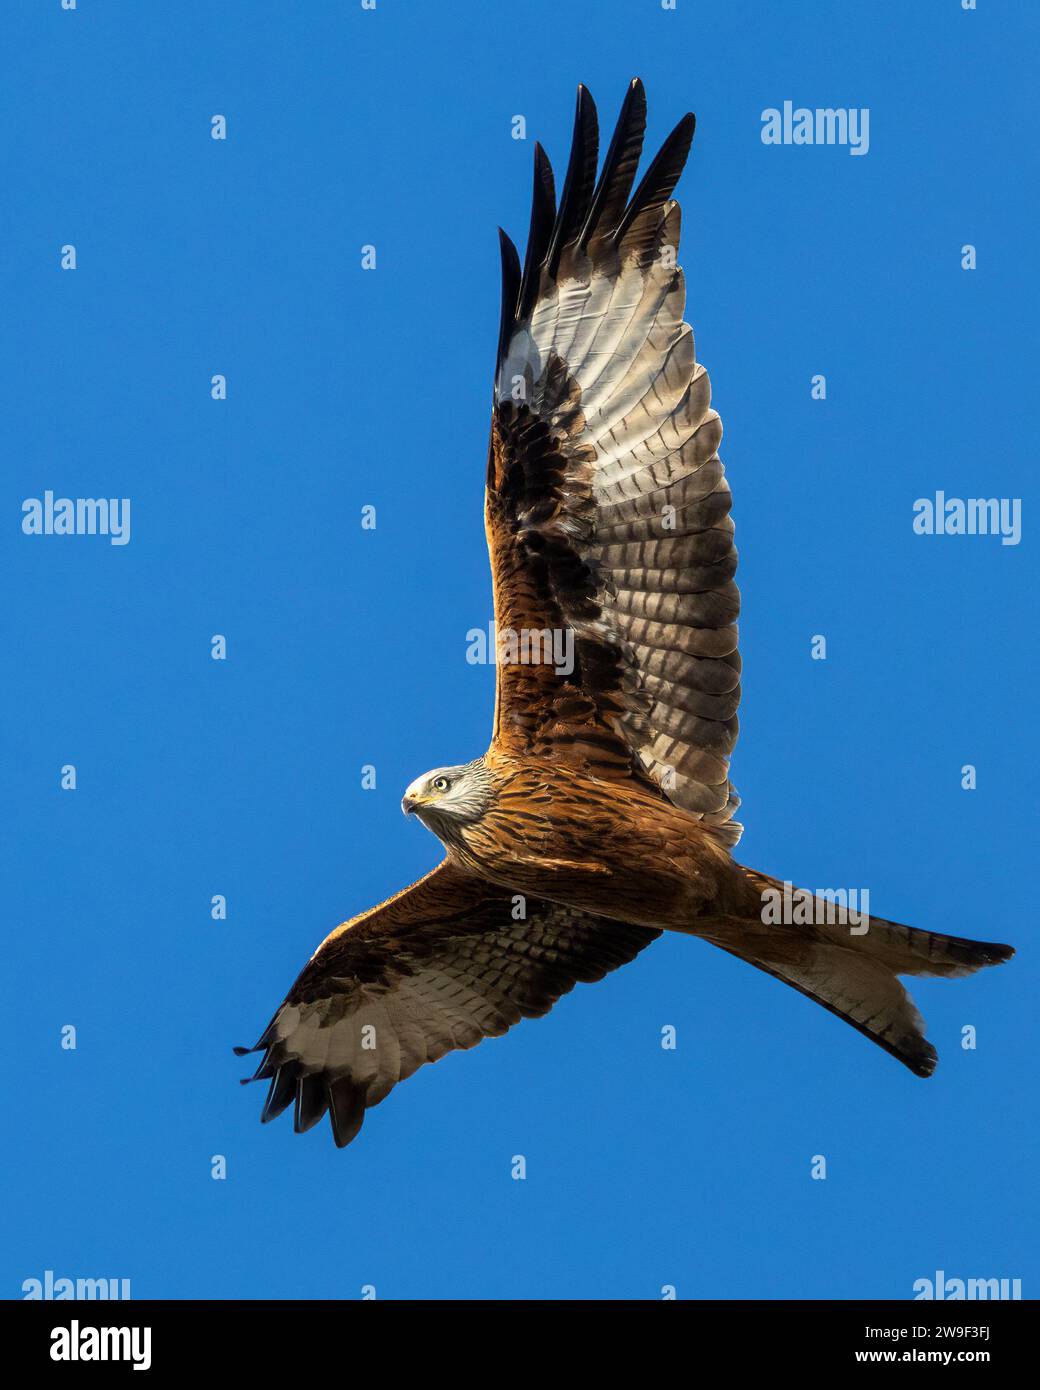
[401,760,494,827]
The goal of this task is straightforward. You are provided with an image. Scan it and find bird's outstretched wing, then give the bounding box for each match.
[487,80,741,846]
[236,861,659,1147]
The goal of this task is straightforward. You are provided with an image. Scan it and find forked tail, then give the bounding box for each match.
[701,868,1014,1077]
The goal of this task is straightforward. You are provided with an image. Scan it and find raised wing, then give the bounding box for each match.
[236,861,659,1147]
[487,80,742,845]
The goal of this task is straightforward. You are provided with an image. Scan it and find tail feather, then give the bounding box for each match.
[712,934,940,1077]
[702,869,1014,1077]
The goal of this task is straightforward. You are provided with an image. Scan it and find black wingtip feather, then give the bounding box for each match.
[293,1075,329,1133]
[516,142,556,322]
[497,83,695,390]
[580,77,648,248]
[244,1054,276,1084]
[328,1078,368,1149]
[496,227,522,373]
[613,110,696,245]
[544,84,599,279]
[261,1067,297,1123]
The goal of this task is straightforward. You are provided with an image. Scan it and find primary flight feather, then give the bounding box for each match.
[237,80,1012,1148]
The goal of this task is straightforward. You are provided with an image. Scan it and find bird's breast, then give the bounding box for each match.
[442,768,723,928]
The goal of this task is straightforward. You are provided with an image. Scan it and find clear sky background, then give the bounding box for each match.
[3,0,1037,1300]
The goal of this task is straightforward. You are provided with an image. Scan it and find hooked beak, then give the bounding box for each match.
[401,794,422,816]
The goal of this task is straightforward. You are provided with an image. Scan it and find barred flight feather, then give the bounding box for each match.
[487,78,742,845]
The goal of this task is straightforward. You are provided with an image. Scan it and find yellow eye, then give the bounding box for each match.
[432,776,450,792]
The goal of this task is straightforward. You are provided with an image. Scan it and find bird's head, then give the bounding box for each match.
[401,759,494,829]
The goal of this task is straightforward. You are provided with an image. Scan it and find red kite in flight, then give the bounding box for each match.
[238,81,1012,1148]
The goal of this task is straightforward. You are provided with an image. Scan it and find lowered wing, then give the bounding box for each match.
[237,860,658,1147]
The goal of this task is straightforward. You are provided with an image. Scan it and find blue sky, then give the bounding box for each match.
[2,0,1036,1300]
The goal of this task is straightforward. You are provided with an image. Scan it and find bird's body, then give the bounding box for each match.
[237,79,1013,1149]
[426,749,753,931]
